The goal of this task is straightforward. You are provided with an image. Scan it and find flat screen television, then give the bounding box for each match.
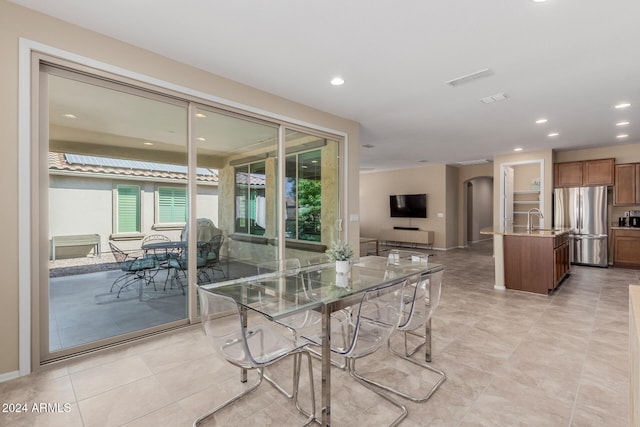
[389,194,427,218]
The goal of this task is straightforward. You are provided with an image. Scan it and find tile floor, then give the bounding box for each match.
[1,240,636,426]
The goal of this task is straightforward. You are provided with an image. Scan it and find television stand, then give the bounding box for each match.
[382,229,434,248]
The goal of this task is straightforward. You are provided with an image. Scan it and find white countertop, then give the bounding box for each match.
[480,226,572,238]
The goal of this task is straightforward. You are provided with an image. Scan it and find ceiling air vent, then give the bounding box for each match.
[480,93,508,104]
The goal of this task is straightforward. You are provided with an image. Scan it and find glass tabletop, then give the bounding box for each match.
[199,256,443,320]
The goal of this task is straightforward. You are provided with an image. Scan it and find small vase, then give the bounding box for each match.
[335,260,351,275]
[335,273,349,288]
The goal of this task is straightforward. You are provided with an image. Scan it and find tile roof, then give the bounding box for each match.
[48,152,219,183]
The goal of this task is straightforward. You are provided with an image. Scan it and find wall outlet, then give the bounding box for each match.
[437,212,444,218]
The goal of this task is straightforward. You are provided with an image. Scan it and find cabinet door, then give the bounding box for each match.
[553,241,569,287]
[613,229,640,268]
[555,162,583,187]
[583,158,614,186]
[636,164,640,203]
[614,164,637,206]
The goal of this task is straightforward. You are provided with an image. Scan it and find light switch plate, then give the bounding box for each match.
[349,214,359,221]
[437,213,444,218]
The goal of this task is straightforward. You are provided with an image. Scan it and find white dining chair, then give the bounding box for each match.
[194,287,315,426]
[351,269,446,402]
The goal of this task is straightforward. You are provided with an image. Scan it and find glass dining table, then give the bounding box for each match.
[198,255,444,426]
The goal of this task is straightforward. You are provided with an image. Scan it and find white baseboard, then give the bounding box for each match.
[493,284,506,290]
[0,370,20,383]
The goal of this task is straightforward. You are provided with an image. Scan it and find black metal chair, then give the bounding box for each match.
[203,234,225,279]
[108,242,157,298]
[165,241,212,293]
[141,234,171,262]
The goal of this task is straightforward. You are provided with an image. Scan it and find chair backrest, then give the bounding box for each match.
[333,278,408,358]
[306,254,331,266]
[425,269,443,317]
[399,269,443,331]
[109,242,129,264]
[387,249,429,266]
[206,234,224,262]
[142,234,170,244]
[198,287,298,367]
[257,258,301,275]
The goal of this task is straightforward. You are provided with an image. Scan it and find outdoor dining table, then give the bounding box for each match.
[199,255,444,426]
[141,240,187,256]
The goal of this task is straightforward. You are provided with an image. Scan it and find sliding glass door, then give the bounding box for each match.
[38,60,343,364]
[43,66,191,360]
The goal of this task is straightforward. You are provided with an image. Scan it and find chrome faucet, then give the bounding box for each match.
[527,208,544,231]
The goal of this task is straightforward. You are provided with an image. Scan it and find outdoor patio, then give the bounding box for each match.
[48,257,256,352]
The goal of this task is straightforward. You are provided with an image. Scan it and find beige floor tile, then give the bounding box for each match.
[1,241,632,426]
[70,354,153,400]
[77,376,174,427]
[460,376,573,426]
[121,403,192,427]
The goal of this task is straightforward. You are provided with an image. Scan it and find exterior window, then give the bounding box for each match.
[286,149,321,242]
[234,161,266,236]
[117,184,141,233]
[158,186,187,223]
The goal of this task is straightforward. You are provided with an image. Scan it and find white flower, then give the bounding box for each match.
[326,240,354,261]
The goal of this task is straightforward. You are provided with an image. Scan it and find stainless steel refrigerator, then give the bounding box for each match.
[553,186,608,267]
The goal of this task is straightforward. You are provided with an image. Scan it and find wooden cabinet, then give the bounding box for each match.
[554,161,583,187]
[614,163,640,206]
[504,232,570,294]
[554,158,615,187]
[553,235,570,287]
[381,229,434,247]
[613,228,640,269]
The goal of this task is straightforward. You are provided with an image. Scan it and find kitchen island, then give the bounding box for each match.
[481,227,571,294]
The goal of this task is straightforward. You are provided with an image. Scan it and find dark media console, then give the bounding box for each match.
[393,226,419,230]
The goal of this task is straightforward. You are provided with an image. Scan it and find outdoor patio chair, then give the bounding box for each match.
[204,234,225,279]
[165,241,212,293]
[141,234,172,262]
[108,242,158,298]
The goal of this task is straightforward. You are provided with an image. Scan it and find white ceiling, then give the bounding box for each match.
[12,0,640,171]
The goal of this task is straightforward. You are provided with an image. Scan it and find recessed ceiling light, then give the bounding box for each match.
[143,142,154,146]
[63,113,77,119]
[196,137,206,142]
[615,102,631,109]
[532,0,547,3]
[548,132,559,137]
[617,134,629,139]
[535,118,548,124]
[330,77,345,86]
[195,113,207,118]
[616,121,630,126]
[514,147,523,152]
[418,160,429,163]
